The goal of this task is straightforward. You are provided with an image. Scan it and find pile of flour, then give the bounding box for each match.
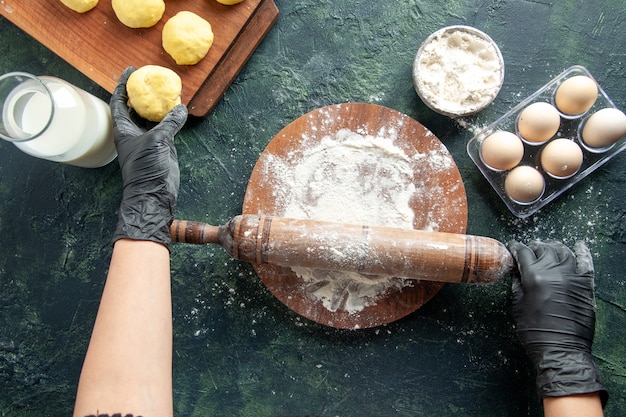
[414,27,503,115]
[262,127,428,313]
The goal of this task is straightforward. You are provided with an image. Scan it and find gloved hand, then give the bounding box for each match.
[110,66,188,248]
[507,240,607,406]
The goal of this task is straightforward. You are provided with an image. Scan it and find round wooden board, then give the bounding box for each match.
[243,103,468,329]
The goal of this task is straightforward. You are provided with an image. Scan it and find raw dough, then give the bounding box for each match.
[162,11,215,66]
[126,65,182,122]
[112,0,165,29]
[59,0,98,13]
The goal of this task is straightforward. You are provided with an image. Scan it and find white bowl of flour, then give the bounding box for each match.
[413,25,505,117]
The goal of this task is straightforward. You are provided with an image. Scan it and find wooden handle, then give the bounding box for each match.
[170,219,220,244]
[170,215,515,284]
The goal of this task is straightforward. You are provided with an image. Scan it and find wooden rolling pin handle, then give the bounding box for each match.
[170,219,220,245]
[170,216,516,284]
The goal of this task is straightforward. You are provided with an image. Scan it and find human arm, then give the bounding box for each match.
[507,240,607,417]
[73,66,188,417]
[543,393,603,417]
[73,240,173,417]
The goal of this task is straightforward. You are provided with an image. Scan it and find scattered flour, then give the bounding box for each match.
[261,127,453,313]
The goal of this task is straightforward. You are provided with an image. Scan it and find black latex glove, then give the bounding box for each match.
[110,66,188,248]
[508,239,607,406]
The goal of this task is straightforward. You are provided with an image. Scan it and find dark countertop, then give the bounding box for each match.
[1,1,625,416]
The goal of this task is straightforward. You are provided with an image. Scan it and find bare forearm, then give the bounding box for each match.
[543,393,604,417]
[73,239,173,417]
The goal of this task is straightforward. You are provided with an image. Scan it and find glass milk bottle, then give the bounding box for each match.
[0,72,116,168]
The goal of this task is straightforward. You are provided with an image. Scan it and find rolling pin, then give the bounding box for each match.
[170,215,515,284]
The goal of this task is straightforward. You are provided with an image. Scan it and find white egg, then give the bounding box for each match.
[480,131,524,171]
[504,165,545,204]
[554,75,598,116]
[517,102,561,144]
[540,138,583,179]
[581,107,626,150]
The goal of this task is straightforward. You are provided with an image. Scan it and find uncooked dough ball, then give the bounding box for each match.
[59,0,98,13]
[162,11,214,65]
[126,65,182,122]
[112,0,165,28]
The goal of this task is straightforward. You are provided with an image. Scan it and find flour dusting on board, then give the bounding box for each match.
[284,128,416,227]
[261,125,452,314]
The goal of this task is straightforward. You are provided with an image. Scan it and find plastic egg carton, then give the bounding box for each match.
[466,65,626,218]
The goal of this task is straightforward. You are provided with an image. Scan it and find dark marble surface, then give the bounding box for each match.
[1,1,625,416]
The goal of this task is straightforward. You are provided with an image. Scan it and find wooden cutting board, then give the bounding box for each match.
[243,103,469,329]
[0,0,278,117]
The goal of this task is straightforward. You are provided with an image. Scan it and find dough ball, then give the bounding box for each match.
[126,65,182,122]
[216,0,245,4]
[112,0,165,28]
[59,0,98,13]
[162,11,214,65]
